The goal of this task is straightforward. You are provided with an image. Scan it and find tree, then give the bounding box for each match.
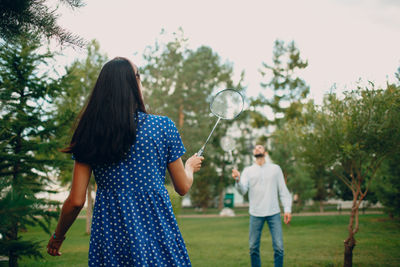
[297,84,400,267]
[0,36,64,266]
[141,29,241,209]
[0,0,85,46]
[55,39,108,234]
[252,39,313,207]
[253,39,309,129]
[277,105,337,211]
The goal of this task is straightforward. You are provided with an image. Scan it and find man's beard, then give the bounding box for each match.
[254,153,264,158]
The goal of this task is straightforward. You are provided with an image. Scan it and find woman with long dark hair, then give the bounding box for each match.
[47,57,203,266]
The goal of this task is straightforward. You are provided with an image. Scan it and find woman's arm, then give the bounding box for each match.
[167,154,203,196]
[47,161,92,256]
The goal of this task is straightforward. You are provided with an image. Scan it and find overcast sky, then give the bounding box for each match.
[55,0,400,103]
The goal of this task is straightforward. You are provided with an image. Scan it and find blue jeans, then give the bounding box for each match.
[249,213,284,267]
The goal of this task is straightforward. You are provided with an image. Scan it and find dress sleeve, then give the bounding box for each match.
[165,118,186,163]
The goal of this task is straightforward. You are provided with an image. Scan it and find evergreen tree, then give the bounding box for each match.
[0,36,63,266]
[0,0,84,46]
[0,0,85,46]
[252,40,314,208]
[253,39,309,129]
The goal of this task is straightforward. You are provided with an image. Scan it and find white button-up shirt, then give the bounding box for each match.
[235,162,292,217]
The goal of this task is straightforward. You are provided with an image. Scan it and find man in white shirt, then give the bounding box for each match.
[232,144,292,267]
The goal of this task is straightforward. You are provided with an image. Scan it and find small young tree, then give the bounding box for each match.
[0,36,63,266]
[298,84,400,267]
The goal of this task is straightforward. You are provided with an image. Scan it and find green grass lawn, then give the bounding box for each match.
[180,206,250,216]
[9,214,400,267]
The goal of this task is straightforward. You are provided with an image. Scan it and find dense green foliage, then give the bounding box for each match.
[372,151,400,218]
[0,36,65,266]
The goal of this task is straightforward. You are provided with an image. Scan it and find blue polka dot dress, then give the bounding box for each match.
[88,111,191,266]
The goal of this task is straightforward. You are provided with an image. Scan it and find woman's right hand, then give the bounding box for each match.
[185,154,204,173]
[168,155,203,196]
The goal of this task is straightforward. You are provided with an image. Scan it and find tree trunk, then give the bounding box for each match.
[343,196,358,267]
[218,189,224,210]
[218,162,226,210]
[8,223,18,267]
[86,182,93,234]
[9,133,22,267]
[319,200,324,213]
[179,104,184,127]
[9,254,18,267]
[344,236,355,267]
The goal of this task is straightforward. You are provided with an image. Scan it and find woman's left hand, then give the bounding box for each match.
[47,234,65,256]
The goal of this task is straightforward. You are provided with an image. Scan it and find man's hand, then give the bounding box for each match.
[232,169,240,181]
[284,212,292,225]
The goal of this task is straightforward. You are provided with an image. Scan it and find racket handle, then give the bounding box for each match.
[197,147,204,157]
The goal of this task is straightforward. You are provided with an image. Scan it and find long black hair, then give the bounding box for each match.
[63,57,147,165]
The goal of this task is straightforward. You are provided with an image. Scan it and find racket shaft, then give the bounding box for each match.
[197,117,221,156]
